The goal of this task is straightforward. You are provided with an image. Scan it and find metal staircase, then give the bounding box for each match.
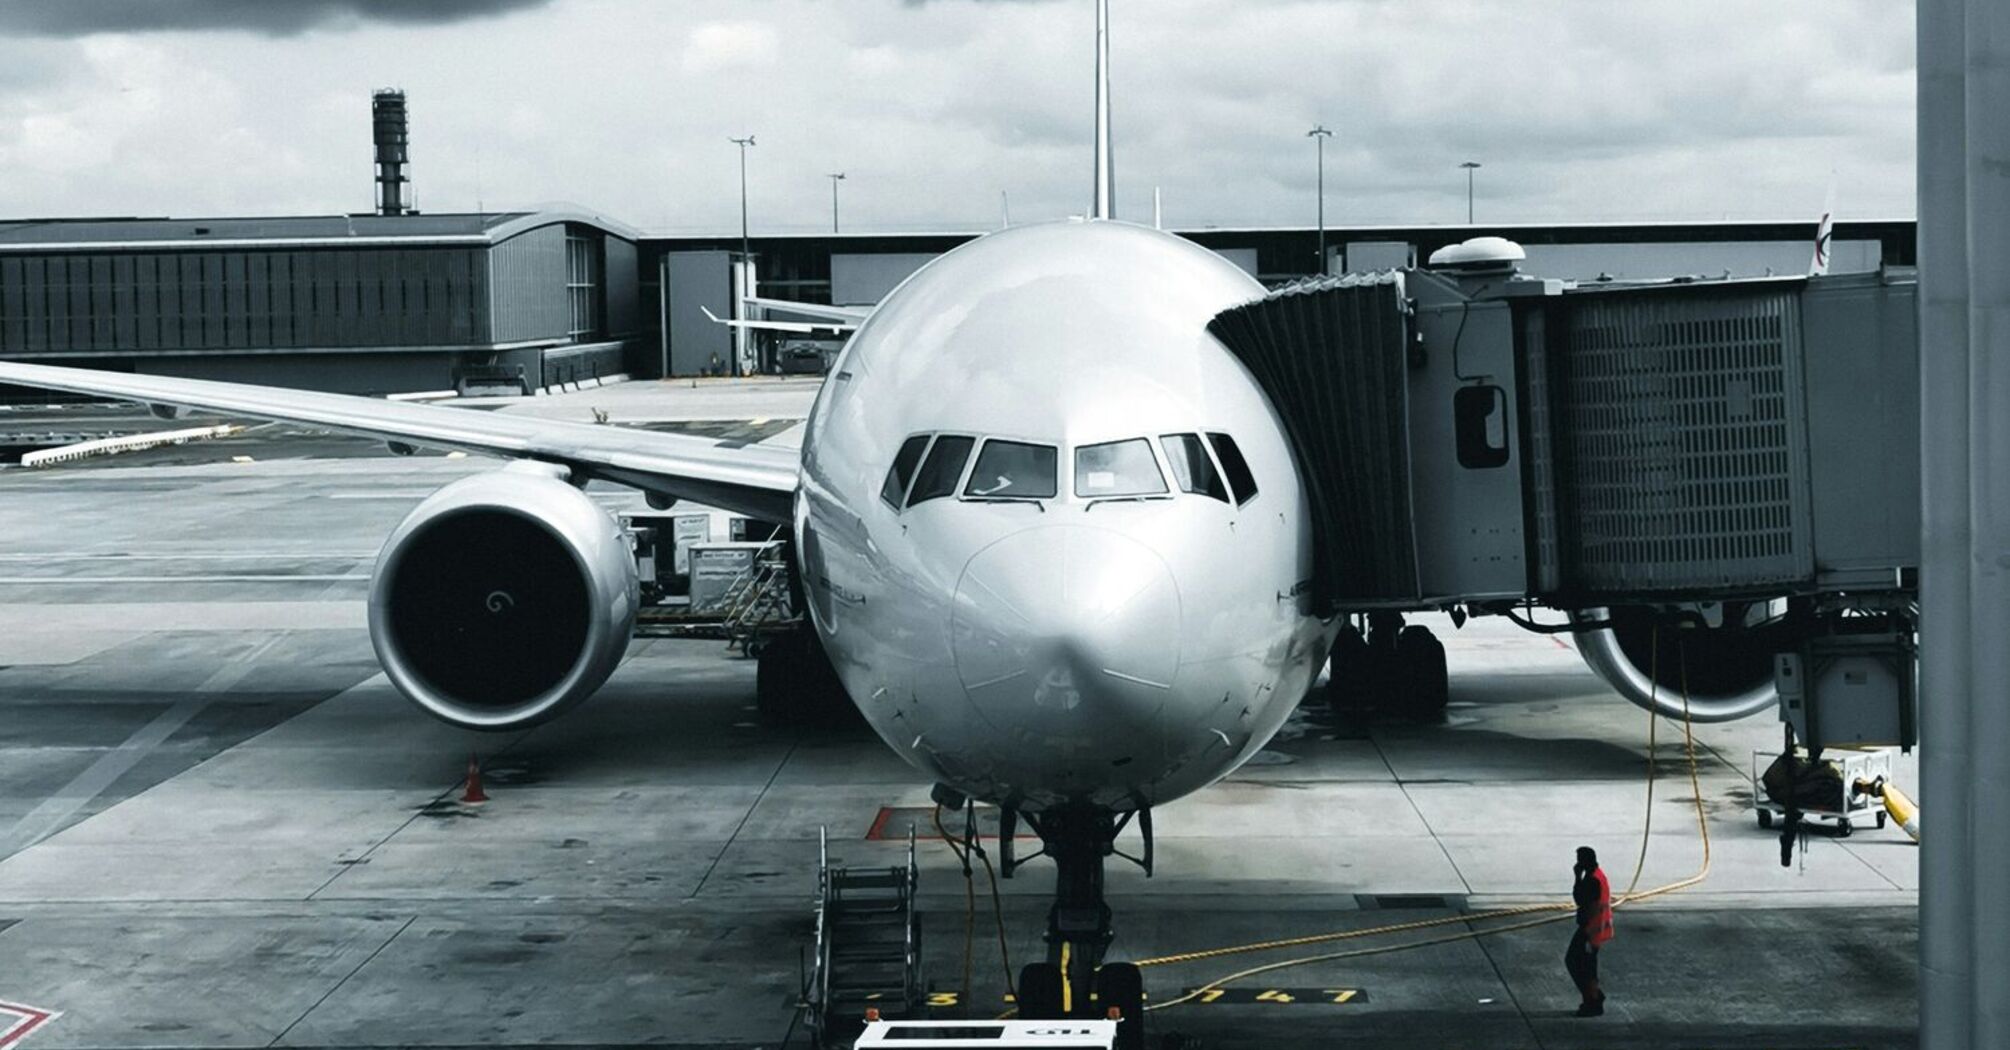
[807,826,921,1048]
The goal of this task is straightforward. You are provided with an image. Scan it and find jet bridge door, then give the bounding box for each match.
[1208,273,1531,612]
[1208,275,1419,611]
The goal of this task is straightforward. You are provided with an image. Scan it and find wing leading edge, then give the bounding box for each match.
[0,361,800,522]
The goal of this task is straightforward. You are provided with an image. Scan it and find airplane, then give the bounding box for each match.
[0,0,1799,1038]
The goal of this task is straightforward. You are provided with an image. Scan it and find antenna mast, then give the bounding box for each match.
[1091,0,1114,220]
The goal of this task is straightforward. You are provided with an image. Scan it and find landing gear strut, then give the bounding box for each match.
[1326,611,1448,720]
[1002,805,1151,1050]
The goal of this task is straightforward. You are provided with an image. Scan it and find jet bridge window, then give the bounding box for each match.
[964,439,1058,499]
[880,434,932,509]
[1160,433,1230,503]
[1074,438,1169,499]
[907,434,975,506]
[1206,432,1258,506]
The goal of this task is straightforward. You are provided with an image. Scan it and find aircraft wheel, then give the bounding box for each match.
[755,630,858,729]
[1395,624,1449,720]
[1096,962,1146,1050]
[754,635,797,728]
[1758,808,1775,830]
[1018,962,1064,1020]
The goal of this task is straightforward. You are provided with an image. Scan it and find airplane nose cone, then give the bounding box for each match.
[951,526,1181,735]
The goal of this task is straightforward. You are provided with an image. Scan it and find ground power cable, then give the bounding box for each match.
[934,803,1018,1009]
[1142,633,1713,1012]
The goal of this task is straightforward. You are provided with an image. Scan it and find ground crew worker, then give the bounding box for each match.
[1566,845,1612,1016]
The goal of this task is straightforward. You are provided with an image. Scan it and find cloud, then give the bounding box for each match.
[0,0,555,38]
[681,21,781,75]
[0,0,1915,231]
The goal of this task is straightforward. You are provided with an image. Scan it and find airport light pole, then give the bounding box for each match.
[1308,124,1333,275]
[828,172,846,234]
[1460,160,1482,224]
[731,135,757,262]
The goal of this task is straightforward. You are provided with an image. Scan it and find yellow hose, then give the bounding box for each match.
[1143,632,1713,1011]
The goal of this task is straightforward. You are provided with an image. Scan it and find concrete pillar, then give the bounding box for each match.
[1917,0,1972,1045]
[1962,0,2010,1042]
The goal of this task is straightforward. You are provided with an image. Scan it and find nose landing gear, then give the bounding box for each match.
[1001,805,1152,1050]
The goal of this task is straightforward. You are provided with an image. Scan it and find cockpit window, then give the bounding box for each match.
[1074,438,1169,499]
[908,434,975,505]
[880,434,932,509]
[1206,432,1258,506]
[1160,433,1230,503]
[964,440,1058,499]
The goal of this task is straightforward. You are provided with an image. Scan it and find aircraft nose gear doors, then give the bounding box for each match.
[1000,805,1152,1050]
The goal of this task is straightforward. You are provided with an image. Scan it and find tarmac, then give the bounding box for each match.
[0,378,1919,1049]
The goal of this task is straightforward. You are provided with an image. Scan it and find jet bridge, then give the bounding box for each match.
[1209,243,1919,733]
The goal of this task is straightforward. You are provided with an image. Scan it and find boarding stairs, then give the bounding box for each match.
[806,826,921,1048]
[720,554,797,651]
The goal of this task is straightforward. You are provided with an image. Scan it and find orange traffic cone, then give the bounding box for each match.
[461,753,489,804]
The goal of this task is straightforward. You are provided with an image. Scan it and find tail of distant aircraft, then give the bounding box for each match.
[1809,178,1836,276]
[1091,0,1114,220]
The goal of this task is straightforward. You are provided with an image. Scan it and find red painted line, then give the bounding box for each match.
[864,806,895,842]
[0,1000,59,1049]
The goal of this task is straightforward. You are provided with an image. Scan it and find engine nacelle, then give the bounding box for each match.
[369,462,638,730]
[1572,605,1786,724]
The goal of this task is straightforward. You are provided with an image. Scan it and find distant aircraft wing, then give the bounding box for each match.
[0,361,800,521]
[702,306,857,336]
[742,296,872,324]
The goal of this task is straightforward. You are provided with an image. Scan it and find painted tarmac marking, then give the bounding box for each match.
[1177,987,1369,1005]
[0,633,286,858]
[0,574,368,584]
[0,1000,60,1048]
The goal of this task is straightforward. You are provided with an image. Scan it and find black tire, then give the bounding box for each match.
[1876,811,1889,830]
[1837,818,1854,838]
[755,630,860,730]
[1325,625,1371,712]
[1097,962,1146,1049]
[1395,624,1449,720]
[1758,809,1774,830]
[754,634,798,728]
[1018,962,1064,1021]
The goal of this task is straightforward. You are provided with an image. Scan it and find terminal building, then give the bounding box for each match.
[645,218,1915,377]
[0,211,1913,393]
[0,207,642,396]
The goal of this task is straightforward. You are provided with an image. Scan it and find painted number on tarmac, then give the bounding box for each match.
[1181,988,1367,1005]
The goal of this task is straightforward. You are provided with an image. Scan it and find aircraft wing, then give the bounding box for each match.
[0,361,800,522]
[742,296,872,324]
[702,306,857,336]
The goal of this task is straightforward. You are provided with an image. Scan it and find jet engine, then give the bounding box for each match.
[1571,604,1791,723]
[368,462,638,730]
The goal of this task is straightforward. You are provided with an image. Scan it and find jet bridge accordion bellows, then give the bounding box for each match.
[1537,286,1815,592]
[1208,273,1419,611]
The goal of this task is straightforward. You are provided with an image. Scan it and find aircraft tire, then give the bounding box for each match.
[754,636,797,729]
[1017,962,1064,1020]
[1096,962,1146,1048]
[756,630,860,730]
[1395,624,1449,720]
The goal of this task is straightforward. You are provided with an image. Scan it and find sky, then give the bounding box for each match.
[0,1,1917,235]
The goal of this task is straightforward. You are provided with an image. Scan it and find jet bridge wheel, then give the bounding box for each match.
[1394,624,1449,719]
[1326,617,1447,720]
[754,629,859,730]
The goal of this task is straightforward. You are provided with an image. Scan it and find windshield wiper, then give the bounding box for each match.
[1085,495,1173,512]
[965,496,1046,512]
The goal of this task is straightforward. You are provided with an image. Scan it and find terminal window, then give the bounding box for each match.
[566,231,603,338]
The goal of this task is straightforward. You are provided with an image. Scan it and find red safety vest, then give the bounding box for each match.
[1586,868,1614,946]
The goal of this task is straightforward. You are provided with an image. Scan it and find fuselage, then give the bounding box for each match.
[796,220,1331,814]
